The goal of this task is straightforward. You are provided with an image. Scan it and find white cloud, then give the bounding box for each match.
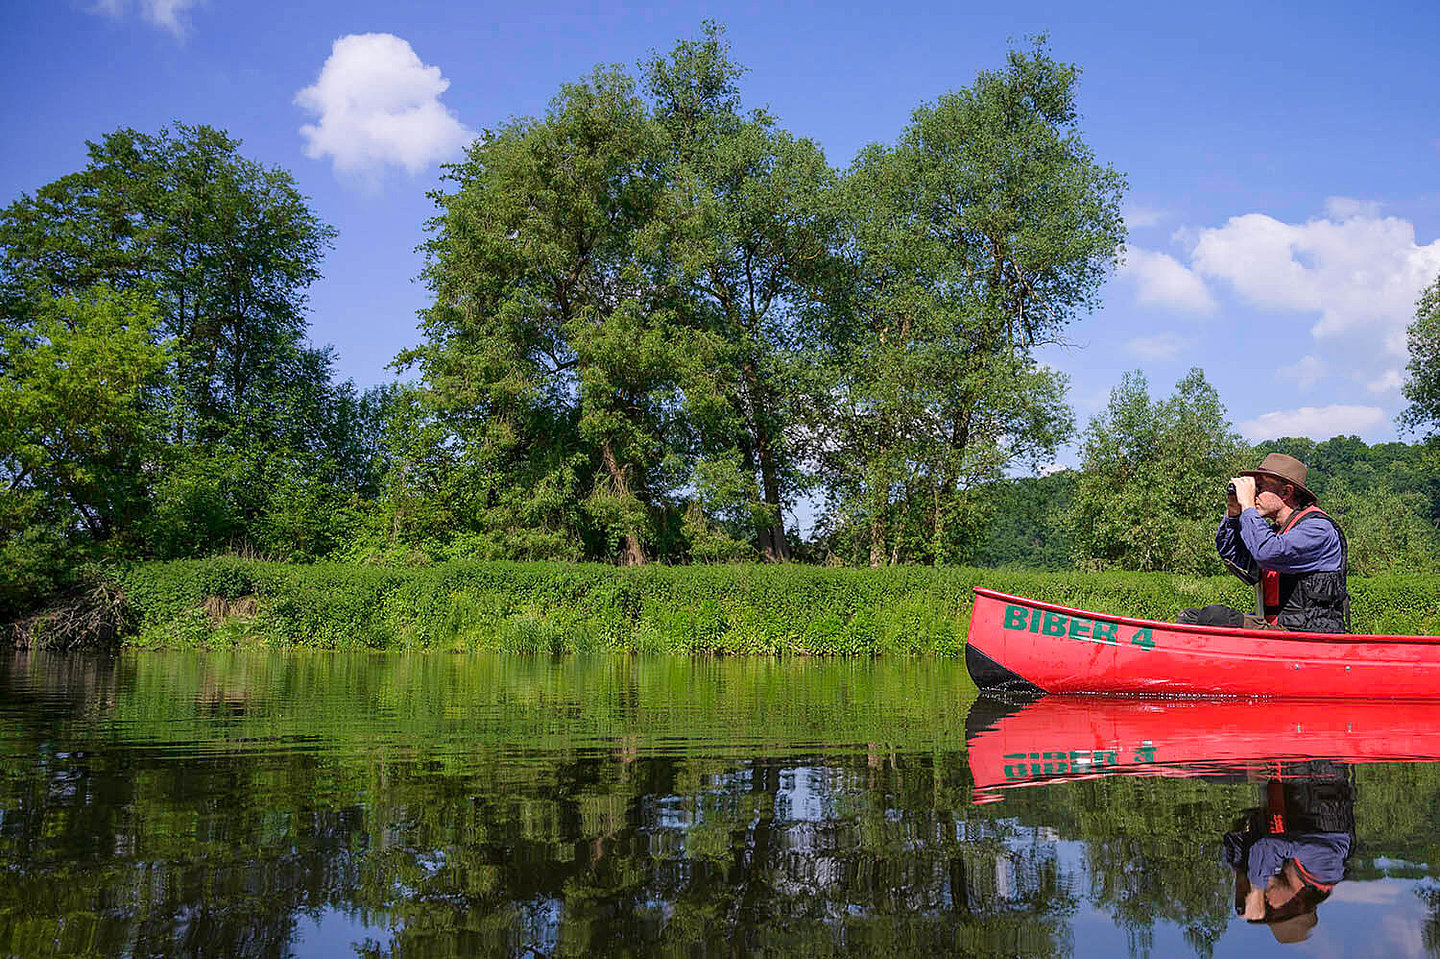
[92,0,199,36]
[1238,404,1387,441]
[1367,369,1405,393]
[1324,196,1382,220]
[1276,355,1326,391]
[296,34,474,179]
[1119,247,1217,314]
[1190,199,1440,357]
[1125,332,1195,361]
[1123,203,1164,229]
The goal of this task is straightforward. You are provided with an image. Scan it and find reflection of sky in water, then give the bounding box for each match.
[519,897,564,957]
[1051,832,1434,958]
[290,908,394,956]
[775,766,830,822]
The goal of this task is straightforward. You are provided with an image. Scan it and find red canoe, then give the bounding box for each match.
[965,694,1440,803]
[966,587,1440,699]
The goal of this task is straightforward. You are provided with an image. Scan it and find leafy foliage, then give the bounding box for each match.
[1401,271,1440,439]
[111,557,1440,654]
[0,288,168,616]
[0,123,373,613]
[810,39,1123,568]
[1066,369,1249,574]
[975,471,1077,569]
[401,32,1122,570]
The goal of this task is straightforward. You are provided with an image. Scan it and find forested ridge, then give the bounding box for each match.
[4,26,1440,636]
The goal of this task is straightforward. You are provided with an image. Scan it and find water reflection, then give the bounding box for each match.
[4,650,1440,956]
[966,695,1440,801]
[1222,762,1354,944]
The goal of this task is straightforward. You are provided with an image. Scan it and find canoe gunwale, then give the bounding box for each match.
[973,586,1440,646]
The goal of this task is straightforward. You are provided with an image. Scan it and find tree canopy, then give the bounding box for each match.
[406,30,1124,568]
[1066,369,1249,575]
[0,124,368,616]
[1401,271,1440,439]
[809,40,1125,567]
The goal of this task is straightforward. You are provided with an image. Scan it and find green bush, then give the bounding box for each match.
[195,557,256,601]
[100,560,1440,654]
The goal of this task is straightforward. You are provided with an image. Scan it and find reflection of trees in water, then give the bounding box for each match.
[347,754,1079,956]
[24,652,1440,957]
[993,777,1254,959]
[1418,883,1440,957]
[0,735,1080,957]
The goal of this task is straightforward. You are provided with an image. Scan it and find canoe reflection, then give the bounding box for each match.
[964,695,1440,801]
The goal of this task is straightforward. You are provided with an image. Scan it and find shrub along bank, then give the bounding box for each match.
[85,560,1440,654]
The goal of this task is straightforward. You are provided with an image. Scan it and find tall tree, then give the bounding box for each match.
[411,68,692,564]
[0,287,169,615]
[0,124,336,446]
[1400,271,1440,439]
[1066,369,1249,574]
[0,124,354,562]
[815,39,1124,566]
[643,24,836,560]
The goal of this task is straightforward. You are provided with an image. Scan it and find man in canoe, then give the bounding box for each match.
[1178,453,1350,632]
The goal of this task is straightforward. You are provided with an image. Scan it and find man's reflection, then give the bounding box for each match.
[1222,760,1355,944]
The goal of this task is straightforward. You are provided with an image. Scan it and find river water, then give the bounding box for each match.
[2,649,1438,957]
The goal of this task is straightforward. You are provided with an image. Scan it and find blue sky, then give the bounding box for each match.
[3,0,1438,460]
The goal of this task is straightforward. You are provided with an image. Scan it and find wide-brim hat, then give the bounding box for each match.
[1267,908,1318,944]
[1240,453,1317,505]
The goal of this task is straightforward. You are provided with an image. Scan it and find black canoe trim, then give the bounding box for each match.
[966,644,1046,697]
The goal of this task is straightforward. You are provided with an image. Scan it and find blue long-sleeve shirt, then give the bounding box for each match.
[1224,832,1352,889]
[1216,509,1344,574]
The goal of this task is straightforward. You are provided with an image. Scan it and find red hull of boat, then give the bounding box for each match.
[966,587,1440,699]
[966,695,1440,803]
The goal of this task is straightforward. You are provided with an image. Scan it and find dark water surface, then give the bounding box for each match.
[3,650,1439,957]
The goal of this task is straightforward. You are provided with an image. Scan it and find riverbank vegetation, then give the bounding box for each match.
[9,559,1429,653]
[5,25,1440,647]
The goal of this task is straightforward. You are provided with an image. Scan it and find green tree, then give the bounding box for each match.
[0,287,169,615]
[0,124,336,447]
[643,24,837,560]
[1322,478,1440,575]
[411,68,692,564]
[815,39,1124,566]
[975,471,1077,569]
[0,124,351,562]
[1067,368,1249,574]
[1401,271,1440,439]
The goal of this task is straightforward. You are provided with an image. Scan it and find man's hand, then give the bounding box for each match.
[1229,476,1256,514]
[1243,885,1266,921]
[1232,475,1255,512]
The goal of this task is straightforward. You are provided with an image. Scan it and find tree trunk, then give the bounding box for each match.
[757,444,789,562]
[741,360,790,562]
[601,443,647,566]
[869,510,886,568]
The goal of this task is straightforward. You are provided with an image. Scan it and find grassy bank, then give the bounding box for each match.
[42,559,1435,654]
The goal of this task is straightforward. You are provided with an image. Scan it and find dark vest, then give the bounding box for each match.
[1261,506,1350,634]
[1269,762,1356,836]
